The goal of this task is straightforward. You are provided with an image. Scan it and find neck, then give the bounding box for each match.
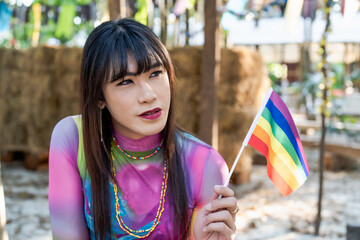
[113,130,162,152]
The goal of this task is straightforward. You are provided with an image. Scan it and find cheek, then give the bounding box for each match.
[160,79,171,105]
[104,90,131,115]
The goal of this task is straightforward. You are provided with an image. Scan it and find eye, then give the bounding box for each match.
[117,79,133,86]
[150,70,163,78]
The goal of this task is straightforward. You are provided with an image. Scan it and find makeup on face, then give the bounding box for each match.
[139,108,162,120]
[102,55,171,140]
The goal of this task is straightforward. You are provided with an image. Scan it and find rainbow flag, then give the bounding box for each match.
[247,88,309,196]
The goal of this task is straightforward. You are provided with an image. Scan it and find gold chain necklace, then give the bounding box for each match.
[110,142,168,238]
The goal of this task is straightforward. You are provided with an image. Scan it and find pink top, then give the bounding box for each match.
[48,115,228,239]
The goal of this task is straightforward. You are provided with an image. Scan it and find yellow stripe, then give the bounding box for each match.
[189,208,200,238]
[253,126,300,190]
[257,117,306,187]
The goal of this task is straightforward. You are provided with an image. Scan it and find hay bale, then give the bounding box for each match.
[174,76,200,133]
[0,49,29,150]
[170,47,202,77]
[220,47,270,108]
[54,47,83,73]
[171,46,270,184]
[0,46,270,177]
[218,48,270,183]
[0,46,81,168]
[218,106,257,184]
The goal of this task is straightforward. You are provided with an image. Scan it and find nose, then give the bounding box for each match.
[138,81,156,103]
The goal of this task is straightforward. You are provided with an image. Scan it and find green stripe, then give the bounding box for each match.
[261,107,305,178]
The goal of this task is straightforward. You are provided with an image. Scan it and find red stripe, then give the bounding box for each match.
[249,133,293,196]
[266,162,293,196]
[249,132,269,157]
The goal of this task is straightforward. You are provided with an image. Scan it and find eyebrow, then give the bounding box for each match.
[111,62,162,82]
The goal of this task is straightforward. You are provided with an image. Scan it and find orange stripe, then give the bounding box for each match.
[252,125,300,190]
[267,161,293,196]
[249,133,293,196]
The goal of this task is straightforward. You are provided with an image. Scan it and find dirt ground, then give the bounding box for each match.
[1,148,360,240]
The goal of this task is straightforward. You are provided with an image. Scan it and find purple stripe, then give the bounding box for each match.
[269,91,309,172]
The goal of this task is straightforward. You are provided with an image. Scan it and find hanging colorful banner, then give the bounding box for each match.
[284,0,304,31]
[220,0,248,31]
[32,3,42,46]
[0,2,12,32]
[134,0,148,25]
[173,0,196,16]
[55,3,76,40]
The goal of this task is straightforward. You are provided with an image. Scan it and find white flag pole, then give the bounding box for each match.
[222,87,273,189]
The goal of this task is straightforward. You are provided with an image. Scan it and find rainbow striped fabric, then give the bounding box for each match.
[248,88,309,196]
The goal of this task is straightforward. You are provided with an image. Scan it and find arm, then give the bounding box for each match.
[190,149,237,240]
[48,117,89,240]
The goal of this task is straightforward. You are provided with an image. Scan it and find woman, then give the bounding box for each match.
[49,18,238,240]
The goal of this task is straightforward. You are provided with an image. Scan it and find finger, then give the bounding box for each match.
[213,185,234,198]
[203,221,235,238]
[207,196,237,215]
[204,210,236,232]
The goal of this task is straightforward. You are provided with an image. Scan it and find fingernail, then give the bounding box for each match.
[214,185,222,191]
[205,203,212,211]
[203,227,207,232]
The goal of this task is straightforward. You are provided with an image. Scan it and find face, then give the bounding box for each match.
[100,54,171,140]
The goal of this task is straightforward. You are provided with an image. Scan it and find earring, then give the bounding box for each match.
[100,108,111,159]
[100,108,104,143]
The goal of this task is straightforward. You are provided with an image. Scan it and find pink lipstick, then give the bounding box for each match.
[139,108,162,120]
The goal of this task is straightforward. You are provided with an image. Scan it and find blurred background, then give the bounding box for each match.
[0,0,360,239]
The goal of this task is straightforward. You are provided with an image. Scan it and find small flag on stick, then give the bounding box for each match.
[224,88,309,196]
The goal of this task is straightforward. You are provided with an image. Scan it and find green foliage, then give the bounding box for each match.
[134,0,147,25]
[267,63,286,93]
[35,0,94,6]
[55,3,76,41]
[0,1,100,48]
[331,63,345,89]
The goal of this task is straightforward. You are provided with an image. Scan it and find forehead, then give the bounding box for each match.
[126,53,161,73]
[126,54,140,72]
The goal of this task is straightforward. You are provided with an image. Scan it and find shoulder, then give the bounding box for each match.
[176,130,227,173]
[176,130,228,205]
[50,115,80,149]
[176,130,223,160]
[176,130,211,151]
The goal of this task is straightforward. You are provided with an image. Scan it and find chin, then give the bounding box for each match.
[144,122,167,136]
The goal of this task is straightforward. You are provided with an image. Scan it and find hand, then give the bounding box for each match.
[193,185,237,240]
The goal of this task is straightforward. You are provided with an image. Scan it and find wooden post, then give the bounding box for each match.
[147,0,154,29]
[108,0,127,20]
[199,0,220,148]
[158,0,168,45]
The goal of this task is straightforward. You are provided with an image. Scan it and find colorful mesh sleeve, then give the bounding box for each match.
[196,148,229,206]
[185,139,229,238]
[48,116,89,239]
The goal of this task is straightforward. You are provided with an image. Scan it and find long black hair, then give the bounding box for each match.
[80,18,189,239]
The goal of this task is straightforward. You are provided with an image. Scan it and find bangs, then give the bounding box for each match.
[108,29,168,82]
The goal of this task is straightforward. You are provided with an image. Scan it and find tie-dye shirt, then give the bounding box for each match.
[48,115,228,239]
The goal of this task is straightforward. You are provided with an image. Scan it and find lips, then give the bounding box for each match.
[139,108,162,120]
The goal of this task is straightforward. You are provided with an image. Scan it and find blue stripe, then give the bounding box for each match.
[266,100,309,177]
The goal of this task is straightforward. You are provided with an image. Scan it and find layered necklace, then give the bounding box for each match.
[110,136,168,238]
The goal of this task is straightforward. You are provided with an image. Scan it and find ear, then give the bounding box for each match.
[98,92,106,109]
[98,100,106,109]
